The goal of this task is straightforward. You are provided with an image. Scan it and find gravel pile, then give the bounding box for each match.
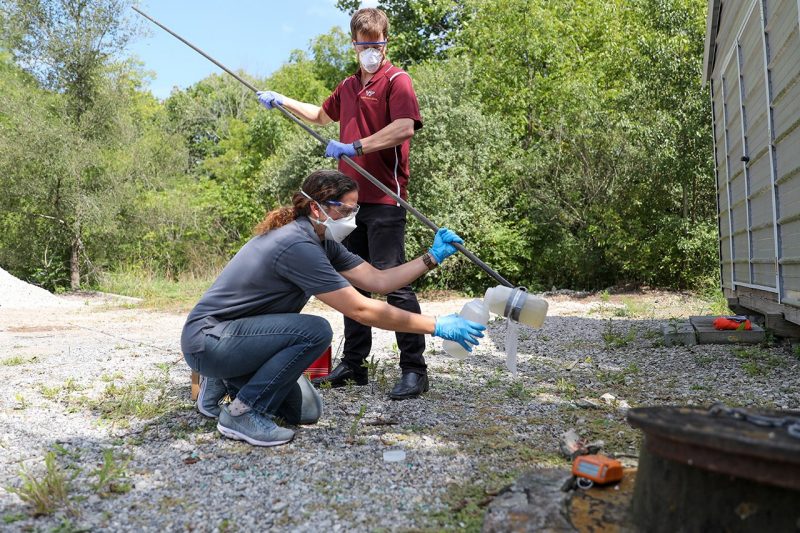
[1,291,799,531]
[0,268,81,310]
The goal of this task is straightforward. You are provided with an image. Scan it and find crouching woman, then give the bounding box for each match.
[180,169,485,447]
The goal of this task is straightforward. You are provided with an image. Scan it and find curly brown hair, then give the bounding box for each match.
[253,170,358,235]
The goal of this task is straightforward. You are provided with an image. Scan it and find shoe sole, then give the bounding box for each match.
[217,423,293,447]
[197,378,221,418]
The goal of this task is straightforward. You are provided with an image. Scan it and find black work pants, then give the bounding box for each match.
[341,203,426,375]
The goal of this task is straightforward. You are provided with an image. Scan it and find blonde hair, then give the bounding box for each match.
[350,8,389,40]
[253,170,358,235]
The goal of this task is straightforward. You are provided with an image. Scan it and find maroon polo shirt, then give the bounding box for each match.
[322,61,423,205]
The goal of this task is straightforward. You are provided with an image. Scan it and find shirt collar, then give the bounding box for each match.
[356,60,394,85]
[296,216,322,243]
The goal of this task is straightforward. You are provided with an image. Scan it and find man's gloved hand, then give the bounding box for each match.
[434,313,486,352]
[428,227,464,264]
[325,140,357,159]
[257,90,284,110]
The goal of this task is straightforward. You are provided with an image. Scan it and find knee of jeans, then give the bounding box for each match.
[306,316,333,348]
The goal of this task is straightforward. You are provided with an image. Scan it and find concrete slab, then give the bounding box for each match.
[662,322,697,346]
[689,316,765,344]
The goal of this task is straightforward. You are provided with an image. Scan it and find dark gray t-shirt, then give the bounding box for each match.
[180,217,364,354]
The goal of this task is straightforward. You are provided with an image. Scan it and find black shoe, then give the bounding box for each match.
[388,372,429,400]
[311,362,368,388]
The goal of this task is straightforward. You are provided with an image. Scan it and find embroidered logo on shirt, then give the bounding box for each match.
[366,90,376,97]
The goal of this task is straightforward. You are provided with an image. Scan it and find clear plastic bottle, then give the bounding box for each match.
[443,299,490,359]
[483,286,548,328]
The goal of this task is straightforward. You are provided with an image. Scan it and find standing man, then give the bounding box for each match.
[257,8,428,400]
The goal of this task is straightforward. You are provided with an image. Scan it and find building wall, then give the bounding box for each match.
[709,0,800,323]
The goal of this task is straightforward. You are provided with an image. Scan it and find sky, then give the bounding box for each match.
[128,1,376,99]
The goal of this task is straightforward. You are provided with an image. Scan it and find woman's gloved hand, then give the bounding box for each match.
[434,313,486,352]
[428,228,464,264]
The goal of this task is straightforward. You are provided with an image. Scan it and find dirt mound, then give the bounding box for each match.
[0,267,80,310]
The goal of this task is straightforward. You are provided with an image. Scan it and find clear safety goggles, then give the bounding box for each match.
[324,200,360,218]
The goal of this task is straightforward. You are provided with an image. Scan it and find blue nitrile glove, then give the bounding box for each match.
[428,227,464,264]
[257,90,284,110]
[325,140,357,159]
[434,314,486,352]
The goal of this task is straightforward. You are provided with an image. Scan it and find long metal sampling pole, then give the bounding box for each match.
[133,6,514,288]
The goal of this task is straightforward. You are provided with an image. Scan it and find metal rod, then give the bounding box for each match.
[133,6,514,288]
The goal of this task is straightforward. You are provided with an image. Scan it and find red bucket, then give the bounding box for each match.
[304,346,331,380]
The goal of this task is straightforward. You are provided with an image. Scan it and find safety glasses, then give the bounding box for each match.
[324,200,360,218]
[353,40,387,51]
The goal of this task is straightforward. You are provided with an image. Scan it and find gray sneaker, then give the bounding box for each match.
[217,405,295,447]
[197,376,228,418]
[297,374,323,425]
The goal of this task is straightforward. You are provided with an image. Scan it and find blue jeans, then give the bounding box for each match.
[184,313,332,417]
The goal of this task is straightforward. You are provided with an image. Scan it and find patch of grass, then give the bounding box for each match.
[84,368,174,427]
[430,472,518,531]
[701,287,732,316]
[733,347,784,377]
[7,452,74,517]
[1,356,27,366]
[694,354,715,367]
[3,513,26,524]
[95,268,216,311]
[619,297,654,318]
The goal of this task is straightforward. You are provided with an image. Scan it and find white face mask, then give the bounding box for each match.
[359,47,383,74]
[301,190,358,243]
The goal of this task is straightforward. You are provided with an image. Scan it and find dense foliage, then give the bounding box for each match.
[0,0,715,292]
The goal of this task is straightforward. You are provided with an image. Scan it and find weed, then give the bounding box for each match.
[506,381,530,401]
[7,452,74,516]
[600,290,610,303]
[40,385,61,400]
[614,305,629,317]
[602,320,636,349]
[91,449,131,496]
[486,367,503,388]
[3,513,26,524]
[13,393,28,410]
[1,356,26,366]
[348,404,367,443]
[794,345,800,360]
[320,380,333,390]
[556,377,578,400]
[624,362,640,375]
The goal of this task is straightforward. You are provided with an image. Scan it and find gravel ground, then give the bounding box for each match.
[1,282,800,531]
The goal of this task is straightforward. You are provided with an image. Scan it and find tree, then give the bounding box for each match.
[1,0,139,288]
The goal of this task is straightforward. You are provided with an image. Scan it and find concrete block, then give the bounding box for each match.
[689,316,765,344]
[662,322,697,346]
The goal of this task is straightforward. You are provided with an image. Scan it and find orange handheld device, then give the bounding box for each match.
[572,454,623,488]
